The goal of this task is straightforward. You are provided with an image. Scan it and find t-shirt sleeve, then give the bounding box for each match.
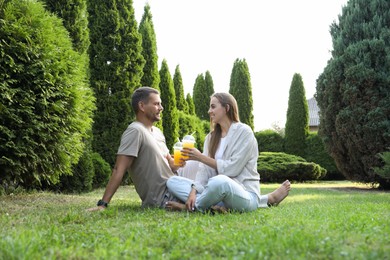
[117,126,142,157]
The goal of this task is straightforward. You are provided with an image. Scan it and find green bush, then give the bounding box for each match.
[0,0,95,189]
[305,132,344,180]
[177,111,209,152]
[255,130,284,152]
[58,149,94,193]
[258,152,327,182]
[91,152,111,189]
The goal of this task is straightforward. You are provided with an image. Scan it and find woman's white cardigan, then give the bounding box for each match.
[194,122,261,202]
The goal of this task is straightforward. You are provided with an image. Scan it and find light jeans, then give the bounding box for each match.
[167,175,266,212]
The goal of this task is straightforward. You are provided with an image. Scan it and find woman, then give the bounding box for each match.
[167,92,290,212]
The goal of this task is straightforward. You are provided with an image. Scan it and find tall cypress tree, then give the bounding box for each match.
[0,0,94,188]
[43,0,96,191]
[205,70,215,98]
[159,60,179,151]
[173,65,188,113]
[316,0,390,188]
[285,73,309,157]
[139,3,159,90]
[229,58,254,130]
[88,0,145,167]
[193,74,209,120]
[138,3,162,129]
[42,0,90,55]
[186,93,196,116]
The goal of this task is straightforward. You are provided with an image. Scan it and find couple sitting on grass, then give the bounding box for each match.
[87,87,290,213]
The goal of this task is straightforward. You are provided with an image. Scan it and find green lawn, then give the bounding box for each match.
[1,181,389,259]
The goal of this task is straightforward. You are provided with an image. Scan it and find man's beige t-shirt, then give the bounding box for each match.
[117,121,174,207]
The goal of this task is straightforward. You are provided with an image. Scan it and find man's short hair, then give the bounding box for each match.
[131,87,160,113]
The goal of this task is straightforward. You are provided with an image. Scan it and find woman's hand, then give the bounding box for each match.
[185,188,197,211]
[182,147,203,162]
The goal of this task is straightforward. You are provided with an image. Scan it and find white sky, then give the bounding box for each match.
[133,0,349,131]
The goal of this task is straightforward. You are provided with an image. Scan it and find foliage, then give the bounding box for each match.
[139,3,160,91]
[173,65,188,113]
[186,93,196,115]
[284,73,309,157]
[316,0,390,189]
[305,132,344,180]
[0,0,94,188]
[159,59,179,152]
[373,151,390,181]
[193,73,213,120]
[91,152,111,189]
[254,130,284,153]
[1,183,389,259]
[177,111,209,152]
[59,148,94,193]
[88,0,145,167]
[258,152,326,182]
[43,0,96,192]
[229,58,254,130]
[42,0,90,55]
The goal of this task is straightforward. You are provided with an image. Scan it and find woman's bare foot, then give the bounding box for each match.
[267,180,291,206]
[165,201,187,211]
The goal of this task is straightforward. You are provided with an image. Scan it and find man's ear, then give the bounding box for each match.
[138,101,145,112]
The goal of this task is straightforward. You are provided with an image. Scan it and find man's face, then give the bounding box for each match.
[142,93,163,123]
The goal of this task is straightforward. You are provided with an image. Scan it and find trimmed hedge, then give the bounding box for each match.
[255,130,284,152]
[258,152,327,182]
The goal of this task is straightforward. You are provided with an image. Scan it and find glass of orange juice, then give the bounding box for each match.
[182,135,196,159]
[173,141,183,166]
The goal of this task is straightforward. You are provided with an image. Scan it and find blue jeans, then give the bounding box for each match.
[167,175,262,212]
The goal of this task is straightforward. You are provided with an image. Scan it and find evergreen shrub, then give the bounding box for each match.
[91,152,111,188]
[0,0,94,189]
[177,111,209,152]
[255,130,284,153]
[304,132,344,180]
[258,152,327,182]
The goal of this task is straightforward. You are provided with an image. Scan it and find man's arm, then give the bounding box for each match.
[87,155,134,211]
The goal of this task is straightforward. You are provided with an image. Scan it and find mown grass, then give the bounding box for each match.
[1,181,389,259]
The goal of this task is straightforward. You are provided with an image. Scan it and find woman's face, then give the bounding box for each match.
[208,97,227,124]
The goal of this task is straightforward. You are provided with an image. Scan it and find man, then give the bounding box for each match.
[87,87,183,211]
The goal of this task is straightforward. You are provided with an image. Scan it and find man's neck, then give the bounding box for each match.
[135,118,154,131]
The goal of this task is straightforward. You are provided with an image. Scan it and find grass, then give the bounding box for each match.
[1,181,389,260]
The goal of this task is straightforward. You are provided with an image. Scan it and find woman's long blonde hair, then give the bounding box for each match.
[208,93,240,158]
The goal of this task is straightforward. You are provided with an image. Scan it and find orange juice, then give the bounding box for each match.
[182,135,195,159]
[174,149,182,165]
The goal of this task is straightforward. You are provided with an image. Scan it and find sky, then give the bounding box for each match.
[132,0,349,131]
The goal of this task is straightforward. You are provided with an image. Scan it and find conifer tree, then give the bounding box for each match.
[0,0,94,188]
[159,60,179,151]
[138,3,162,129]
[284,73,309,157]
[88,0,145,167]
[173,65,188,113]
[205,70,215,99]
[186,93,196,116]
[193,74,209,120]
[43,0,96,191]
[229,58,254,130]
[139,3,159,90]
[316,0,390,188]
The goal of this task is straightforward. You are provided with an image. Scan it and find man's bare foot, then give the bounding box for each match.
[267,180,291,206]
[165,201,187,211]
[210,205,228,214]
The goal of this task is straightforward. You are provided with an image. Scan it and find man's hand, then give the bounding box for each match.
[166,154,185,173]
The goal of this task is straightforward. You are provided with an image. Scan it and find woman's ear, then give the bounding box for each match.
[226,104,230,112]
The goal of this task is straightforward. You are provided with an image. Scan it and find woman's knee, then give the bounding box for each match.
[166,176,181,190]
[208,175,231,189]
